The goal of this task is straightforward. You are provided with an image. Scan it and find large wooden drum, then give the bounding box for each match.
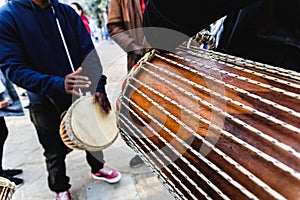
[116,46,300,200]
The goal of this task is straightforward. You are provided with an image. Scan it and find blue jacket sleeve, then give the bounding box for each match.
[0,14,66,97]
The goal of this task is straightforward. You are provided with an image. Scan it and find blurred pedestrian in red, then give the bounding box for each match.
[71,2,91,35]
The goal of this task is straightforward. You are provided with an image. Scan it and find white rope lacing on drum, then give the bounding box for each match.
[180,44,300,81]
[192,47,300,83]
[115,118,185,200]
[156,55,300,134]
[0,182,14,200]
[143,58,300,163]
[133,74,294,197]
[124,79,286,200]
[131,59,300,197]
[171,50,300,101]
[118,116,191,200]
[0,188,8,200]
[117,49,300,199]
[118,99,229,200]
[178,46,300,93]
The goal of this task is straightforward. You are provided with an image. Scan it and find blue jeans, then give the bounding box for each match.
[29,102,104,193]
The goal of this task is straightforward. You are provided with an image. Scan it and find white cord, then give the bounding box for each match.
[50,3,82,95]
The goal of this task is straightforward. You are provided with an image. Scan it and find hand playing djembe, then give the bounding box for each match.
[64,67,111,114]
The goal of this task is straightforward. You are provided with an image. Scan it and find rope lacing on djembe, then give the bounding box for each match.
[181,44,300,81]
[117,48,300,200]
[122,77,286,199]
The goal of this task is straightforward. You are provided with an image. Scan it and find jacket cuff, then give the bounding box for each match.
[96,75,107,93]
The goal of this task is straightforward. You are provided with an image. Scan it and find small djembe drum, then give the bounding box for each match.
[60,95,118,152]
[0,177,15,200]
[116,46,300,200]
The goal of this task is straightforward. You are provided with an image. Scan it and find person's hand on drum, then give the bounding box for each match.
[64,67,91,96]
[94,92,111,114]
[128,46,144,68]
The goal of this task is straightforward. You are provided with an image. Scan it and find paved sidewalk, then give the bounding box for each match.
[3,40,175,200]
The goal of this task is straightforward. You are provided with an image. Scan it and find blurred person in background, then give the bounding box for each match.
[0,71,24,187]
[71,2,91,35]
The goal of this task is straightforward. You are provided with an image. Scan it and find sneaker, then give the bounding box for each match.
[56,190,71,200]
[3,169,23,177]
[92,167,121,183]
[129,155,144,168]
[1,174,23,187]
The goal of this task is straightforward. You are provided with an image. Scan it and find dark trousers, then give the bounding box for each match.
[0,117,8,175]
[29,102,105,193]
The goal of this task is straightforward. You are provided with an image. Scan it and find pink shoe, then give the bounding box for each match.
[56,190,71,200]
[92,167,122,183]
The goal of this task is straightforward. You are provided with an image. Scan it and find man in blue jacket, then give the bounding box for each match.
[0,0,121,199]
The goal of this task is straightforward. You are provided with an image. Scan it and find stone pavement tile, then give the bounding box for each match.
[102,134,151,174]
[12,165,53,200]
[4,110,55,200]
[85,174,138,200]
[134,173,174,200]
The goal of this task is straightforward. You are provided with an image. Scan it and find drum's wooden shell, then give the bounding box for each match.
[116,48,300,200]
[60,114,84,150]
[0,177,15,200]
[59,96,118,152]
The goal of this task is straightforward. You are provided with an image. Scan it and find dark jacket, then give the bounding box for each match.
[143,0,300,72]
[107,0,145,71]
[0,0,105,110]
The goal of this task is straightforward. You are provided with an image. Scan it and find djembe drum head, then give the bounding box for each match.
[60,95,118,152]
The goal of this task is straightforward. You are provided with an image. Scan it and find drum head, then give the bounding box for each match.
[70,96,118,150]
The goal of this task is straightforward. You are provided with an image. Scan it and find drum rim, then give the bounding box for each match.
[64,95,118,152]
[0,176,16,190]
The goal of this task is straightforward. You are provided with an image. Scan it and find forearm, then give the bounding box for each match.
[3,65,65,97]
[107,23,137,52]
